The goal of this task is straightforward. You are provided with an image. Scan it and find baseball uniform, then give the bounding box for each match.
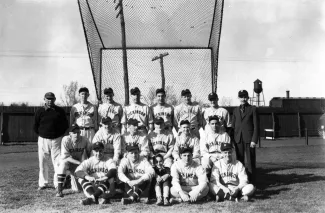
[173,134,200,161]
[121,132,150,158]
[98,101,123,132]
[150,103,174,131]
[121,103,153,133]
[148,130,174,167]
[202,107,231,133]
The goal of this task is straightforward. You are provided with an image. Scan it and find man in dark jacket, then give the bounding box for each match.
[232,90,259,184]
[34,92,69,190]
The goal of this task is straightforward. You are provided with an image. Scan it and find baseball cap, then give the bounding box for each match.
[181,89,191,96]
[238,90,249,98]
[79,87,89,93]
[208,92,218,101]
[44,92,56,99]
[127,118,139,126]
[208,115,220,123]
[69,124,80,133]
[179,147,193,154]
[180,120,190,126]
[130,87,140,95]
[156,88,166,95]
[126,144,140,152]
[154,117,164,125]
[220,143,233,152]
[104,88,114,94]
[101,117,112,125]
[93,142,104,150]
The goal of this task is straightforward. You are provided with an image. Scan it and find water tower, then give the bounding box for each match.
[250,79,265,107]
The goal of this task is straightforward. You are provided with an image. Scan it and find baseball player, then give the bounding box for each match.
[55,124,89,197]
[118,144,155,205]
[121,118,150,159]
[75,142,117,205]
[148,117,174,168]
[174,89,203,138]
[121,87,153,134]
[34,92,69,190]
[202,92,231,134]
[172,120,200,162]
[170,147,209,204]
[92,117,122,163]
[70,87,98,151]
[209,143,255,202]
[150,88,174,132]
[98,88,123,133]
[200,115,232,173]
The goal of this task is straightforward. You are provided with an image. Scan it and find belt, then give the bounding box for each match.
[79,127,94,130]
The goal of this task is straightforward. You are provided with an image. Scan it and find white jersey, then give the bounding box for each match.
[210,159,248,187]
[202,107,231,130]
[200,131,231,159]
[118,156,155,182]
[75,156,117,179]
[150,103,174,128]
[173,134,200,159]
[98,101,123,128]
[121,132,150,157]
[171,160,207,187]
[121,103,153,128]
[70,102,97,128]
[92,128,122,160]
[148,130,174,155]
[60,135,90,161]
[174,103,202,129]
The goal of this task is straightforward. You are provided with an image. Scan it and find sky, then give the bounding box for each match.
[0,0,324,106]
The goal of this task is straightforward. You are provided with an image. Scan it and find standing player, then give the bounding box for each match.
[200,116,232,173]
[98,88,123,133]
[148,117,174,168]
[170,147,209,204]
[75,142,117,205]
[174,89,203,138]
[202,92,231,134]
[209,143,255,202]
[118,144,155,205]
[232,90,259,184]
[34,92,69,190]
[92,117,122,163]
[150,88,174,133]
[56,124,89,197]
[121,87,153,134]
[172,120,200,162]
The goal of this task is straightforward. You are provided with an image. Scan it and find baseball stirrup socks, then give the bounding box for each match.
[57,174,66,191]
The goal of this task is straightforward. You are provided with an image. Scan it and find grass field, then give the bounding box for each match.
[0,139,325,213]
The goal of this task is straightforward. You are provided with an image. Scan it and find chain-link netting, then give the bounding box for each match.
[78,0,224,104]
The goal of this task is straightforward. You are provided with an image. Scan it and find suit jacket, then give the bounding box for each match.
[232,104,259,144]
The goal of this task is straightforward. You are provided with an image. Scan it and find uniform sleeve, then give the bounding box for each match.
[60,137,71,160]
[118,158,130,183]
[167,134,175,150]
[141,160,155,180]
[113,134,122,160]
[33,108,41,134]
[173,106,180,128]
[147,106,153,125]
[170,164,182,192]
[97,104,103,125]
[192,137,201,159]
[70,106,76,126]
[92,131,101,143]
[172,139,180,160]
[210,164,221,185]
[121,106,127,125]
[224,110,232,128]
[237,161,249,189]
[139,135,150,157]
[196,165,208,185]
[202,109,207,129]
[75,159,89,178]
[200,133,209,158]
[106,160,117,170]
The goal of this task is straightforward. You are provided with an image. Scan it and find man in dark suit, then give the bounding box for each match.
[232,90,259,184]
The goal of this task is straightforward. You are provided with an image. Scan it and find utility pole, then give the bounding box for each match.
[114,0,129,105]
[152,52,169,90]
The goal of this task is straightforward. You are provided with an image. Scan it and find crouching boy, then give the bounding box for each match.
[153,154,171,206]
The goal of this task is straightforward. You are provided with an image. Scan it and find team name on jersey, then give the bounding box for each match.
[88,167,110,174]
[152,140,168,146]
[128,168,145,174]
[127,110,145,117]
[106,108,118,116]
[207,140,223,148]
[220,172,237,179]
[179,111,197,119]
[180,172,197,179]
[68,148,84,153]
[101,139,113,144]
[154,112,171,118]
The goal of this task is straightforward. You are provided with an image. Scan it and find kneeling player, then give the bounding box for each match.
[75,142,117,205]
[209,143,255,202]
[118,144,155,205]
[170,147,209,204]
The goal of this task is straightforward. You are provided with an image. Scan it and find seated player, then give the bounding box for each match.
[172,120,200,162]
[118,144,155,205]
[200,115,232,173]
[121,118,150,159]
[209,143,255,202]
[75,142,117,205]
[148,117,174,168]
[55,124,89,197]
[92,117,122,163]
[170,147,209,204]
[153,154,171,206]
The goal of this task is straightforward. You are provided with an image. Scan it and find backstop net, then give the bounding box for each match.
[78,0,224,105]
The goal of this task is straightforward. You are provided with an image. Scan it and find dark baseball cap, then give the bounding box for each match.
[93,142,104,150]
[154,117,164,125]
[179,147,193,154]
[79,87,89,93]
[101,117,112,124]
[44,92,56,99]
[238,90,249,98]
[220,143,233,152]
[156,88,166,95]
[104,88,114,94]
[130,87,140,95]
[69,124,80,133]
[208,92,218,101]
[181,89,191,96]
[208,115,220,123]
[127,118,139,126]
[126,144,140,152]
[180,120,190,126]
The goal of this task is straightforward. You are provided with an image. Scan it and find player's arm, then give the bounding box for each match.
[75,160,89,178]
[164,135,174,159]
[147,106,154,132]
[161,167,171,181]
[172,140,180,161]
[113,134,122,162]
[192,137,201,159]
[173,108,180,132]
[237,162,249,189]
[117,158,131,183]
[135,161,155,185]
[170,164,182,193]
[139,135,150,158]
[120,107,127,134]
[195,166,208,191]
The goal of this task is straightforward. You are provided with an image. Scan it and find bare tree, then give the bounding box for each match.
[219,96,233,107]
[60,81,79,106]
[145,86,156,106]
[165,85,181,106]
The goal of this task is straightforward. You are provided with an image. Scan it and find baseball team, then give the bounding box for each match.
[33,86,259,206]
